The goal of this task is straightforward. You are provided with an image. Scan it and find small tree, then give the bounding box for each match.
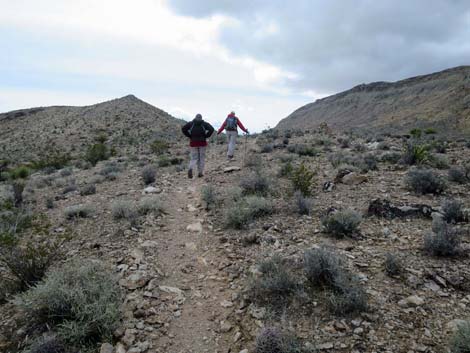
[290,162,316,196]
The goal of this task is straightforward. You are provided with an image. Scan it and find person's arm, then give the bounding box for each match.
[182,122,191,138]
[217,120,227,135]
[237,119,248,133]
[205,122,215,138]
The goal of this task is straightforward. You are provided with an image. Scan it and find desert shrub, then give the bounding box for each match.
[466,141,470,149]
[240,172,271,196]
[293,191,313,215]
[59,168,73,177]
[30,150,71,171]
[15,260,121,347]
[79,184,96,196]
[142,165,157,185]
[261,144,274,153]
[338,137,350,149]
[9,166,31,180]
[255,327,305,353]
[111,200,137,221]
[157,156,182,167]
[62,180,77,195]
[12,181,25,208]
[201,185,217,210]
[0,242,58,292]
[328,151,350,168]
[362,154,378,172]
[0,207,32,237]
[304,247,343,289]
[278,162,293,178]
[23,336,69,353]
[64,204,94,220]
[322,210,362,238]
[46,198,54,209]
[150,139,169,155]
[328,274,368,315]
[287,144,317,157]
[410,128,422,139]
[352,143,366,152]
[244,154,262,169]
[424,218,461,256]
[224,196,273,229]
[433,140,447,153]
[98,162,122,181]
[400,140,429,165]
[429,154,449,170]
[384,253,403,276]
[377,142,390,150]
[84,143,108,166]
[450,320,470,353]
[137,196,164,216]
[249,255,299,307]
[441,199,466,224]
[448,166,468,184]
[290,163,315,196]
[405,168,447,195]
[380,152,401,164]
[425,128,437,135]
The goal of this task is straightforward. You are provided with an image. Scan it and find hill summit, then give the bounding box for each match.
[277,66,470,136]
[0,95,185,162]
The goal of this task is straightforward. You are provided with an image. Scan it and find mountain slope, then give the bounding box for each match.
[277,66,470,135]
[0,95,185,162]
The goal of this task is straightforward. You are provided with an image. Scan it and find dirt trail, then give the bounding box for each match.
[151,151,241,353]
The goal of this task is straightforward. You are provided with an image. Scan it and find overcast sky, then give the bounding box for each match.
[1,0,469,131]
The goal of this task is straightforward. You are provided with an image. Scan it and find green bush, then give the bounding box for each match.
[15,260,121,347]
[224,196,273,229]
[405,168,447,195]
[425,128,437,135]
[290,163,315,196]
[322,210,362,238]
[400,140,429,165]
[9,166,31,180]
[30,150,71,171]
[410,128,422,139]
[85,143,108,166]
[249,255,299,308]
[278,161,294,177]
[150,139,169,155]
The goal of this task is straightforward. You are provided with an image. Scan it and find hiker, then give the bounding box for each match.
[217,111,249,159]
[182,114,215,178]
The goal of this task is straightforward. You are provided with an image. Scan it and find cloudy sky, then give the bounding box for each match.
[1,0,469,131]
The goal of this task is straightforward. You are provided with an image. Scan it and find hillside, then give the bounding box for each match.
[0,95,185,163]
[277,66,470,135]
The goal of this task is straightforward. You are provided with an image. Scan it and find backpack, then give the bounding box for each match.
[188,122,208,137]
[226,117,238,131]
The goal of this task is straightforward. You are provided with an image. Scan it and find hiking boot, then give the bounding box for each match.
[188,169,193,179]
[228,155,233,160]
[198,172,204,178]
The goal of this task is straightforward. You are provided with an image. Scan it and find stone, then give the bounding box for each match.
[122,329,136,347]
[115,343,127,353]
[186,222,203,233]
[185,242,197,250]
[398,295,424,307]
[341,172,368,185]
[121,272,150,290]
[221,300,234,308]
[239,350,249,353]
[143,186,161,194]
[224,166,241,173]
[100,343,114,353]
[159,285,184,296]
[187,204,197,212]
[317,342,334,350]
[220,321,233,333]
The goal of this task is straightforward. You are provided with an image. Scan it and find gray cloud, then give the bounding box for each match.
[168,0,470,94]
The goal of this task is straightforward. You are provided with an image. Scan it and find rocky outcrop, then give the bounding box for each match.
[277,66,470,136]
